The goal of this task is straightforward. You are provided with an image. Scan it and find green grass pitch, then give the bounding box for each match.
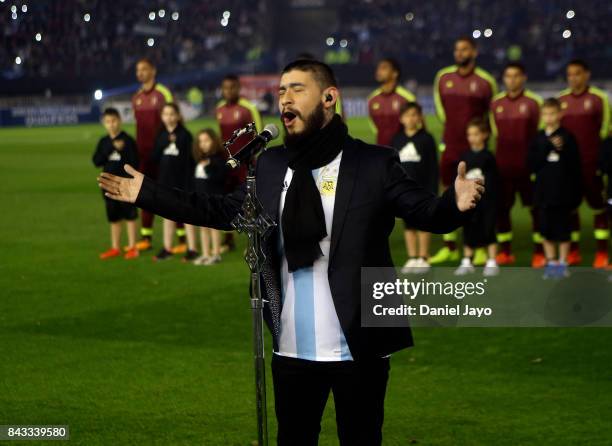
[1,116,611,445]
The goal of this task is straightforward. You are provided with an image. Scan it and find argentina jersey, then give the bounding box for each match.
[276,151,353,362]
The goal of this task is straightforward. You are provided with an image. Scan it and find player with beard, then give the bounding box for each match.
[367,58,416,146]
[558,59,611,267]
[490,63,544,267]
[131,58,174,251]
[216,74,262,252]
[431,36,497,265]
[98,59,484,446]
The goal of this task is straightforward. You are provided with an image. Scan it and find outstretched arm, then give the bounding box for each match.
[385,154,483,234]
[97,164,244,230]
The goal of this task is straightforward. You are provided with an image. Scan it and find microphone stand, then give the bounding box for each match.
[225,123,276,446]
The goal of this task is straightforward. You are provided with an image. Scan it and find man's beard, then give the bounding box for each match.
[283,102,326,147]
[456,57,474,68]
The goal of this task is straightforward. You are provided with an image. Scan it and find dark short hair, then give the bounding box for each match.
[222,74,240,83]
[467,117,489,133]
[542,97,561,110]
[567,58,590,71]
[456,35,477,49]
[378,57,402,79]
[136,57,155,68]
[282,59,338,88]
[399,101,423,116]
[504,62,526,74]
[102,107,121,119]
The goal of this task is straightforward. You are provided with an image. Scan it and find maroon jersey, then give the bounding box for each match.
[434,65,497,158]
[367,85,416,146]
[132,83,173,158]
[490,89,542,177]
[216,97,263,150]
[216,97,262,185]
[558,86,610,170]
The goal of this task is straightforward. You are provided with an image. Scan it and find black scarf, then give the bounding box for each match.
[281,113,347,272]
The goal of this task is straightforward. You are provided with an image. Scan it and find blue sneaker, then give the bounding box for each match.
[543,262,558,279]
[557,262,570,278]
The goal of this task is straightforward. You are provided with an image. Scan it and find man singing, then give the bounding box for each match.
[98,60,484,446]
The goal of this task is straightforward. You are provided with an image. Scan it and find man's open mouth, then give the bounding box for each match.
[282,111,298,126]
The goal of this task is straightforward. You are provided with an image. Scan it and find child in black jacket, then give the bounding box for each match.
[454,118,499,277]
[151,103,198,261]
[528,98,581,278]
[391,102,438,274]
[92,108,139,260]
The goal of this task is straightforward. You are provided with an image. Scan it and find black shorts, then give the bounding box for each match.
[498,173,533,210]
[463,206,496,248]
[539,206,572,242]
[104,196,137,223]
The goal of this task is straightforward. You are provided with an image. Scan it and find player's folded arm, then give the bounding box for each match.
[135,175,244,231]
[383,153,465,234]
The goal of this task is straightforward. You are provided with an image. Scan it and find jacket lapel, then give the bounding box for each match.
[329,137,360,262]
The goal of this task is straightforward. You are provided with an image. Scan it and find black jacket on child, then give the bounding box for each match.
[528,127,582,208]
[390,128,439,195]
[458,147,498,247]
[92,131,139,176]
[152,123,195,190]
[193,153,228,195]
[460,147,498,206]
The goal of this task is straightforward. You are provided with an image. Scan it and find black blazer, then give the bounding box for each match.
[135,134,467,360]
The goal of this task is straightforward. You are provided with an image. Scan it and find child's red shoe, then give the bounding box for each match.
[124,247,139,260]
[99,248,121,260]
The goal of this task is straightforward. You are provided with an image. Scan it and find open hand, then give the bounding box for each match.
[97,164,144,203]
[454,161,485,211]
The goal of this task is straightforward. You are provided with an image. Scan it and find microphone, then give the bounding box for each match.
[226,124,279,169]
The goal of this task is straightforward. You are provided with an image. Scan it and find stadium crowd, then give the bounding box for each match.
[337,0,612,73]
[0,0,263,78]
[3,0,612,82]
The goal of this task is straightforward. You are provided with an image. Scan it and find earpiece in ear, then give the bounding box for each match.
[326,94,333,102]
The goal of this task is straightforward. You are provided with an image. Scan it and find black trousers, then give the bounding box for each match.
[271,353,390,446]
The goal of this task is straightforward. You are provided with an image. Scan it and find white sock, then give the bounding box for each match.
[485,259,497,267]
[461,257,472,267]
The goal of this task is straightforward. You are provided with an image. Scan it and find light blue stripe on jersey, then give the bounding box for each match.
[340,332,351,360]
[293,266,316,359]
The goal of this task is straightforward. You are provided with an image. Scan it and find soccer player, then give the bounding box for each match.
[390,102,438,273]
[558,59,611,267]
[528,98,582,278]
[150,103,198,262]
[368,58,416,147]
[132,58,174,251]
[431,36,497,264]
[490,62,544,267]
[454,118,499,276]
[216,74,262,251]
[192,129,227,265]
[92,108,139,260]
